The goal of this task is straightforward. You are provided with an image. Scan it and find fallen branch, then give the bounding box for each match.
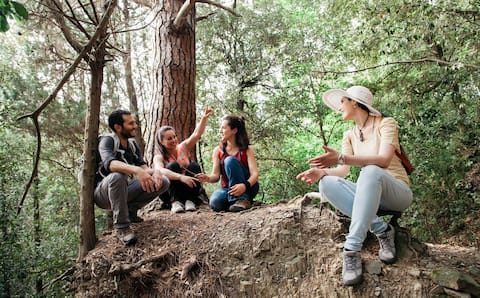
[108,251,174,275]
[180,256,199,279]
[42,266,75,290]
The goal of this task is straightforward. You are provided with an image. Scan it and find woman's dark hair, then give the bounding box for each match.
[108,110,131,132]
[155,125,175,161]
[346,98,370,113]
[224,115,250,151]
[347,98,384,116]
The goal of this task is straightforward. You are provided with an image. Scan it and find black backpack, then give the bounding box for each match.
[77,133,138,185]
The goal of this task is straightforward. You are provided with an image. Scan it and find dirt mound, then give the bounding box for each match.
[72,196,480,297]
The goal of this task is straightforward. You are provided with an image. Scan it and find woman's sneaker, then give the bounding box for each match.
[375,224,396,264]
[185,200,197,211]
[171,201,185,214]
[342,250,363,286]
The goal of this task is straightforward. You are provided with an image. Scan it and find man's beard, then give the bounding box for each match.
[120,128,134,139]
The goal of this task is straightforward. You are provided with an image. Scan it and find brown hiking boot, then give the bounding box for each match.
[115,227,137,246]
[229,199,251,212]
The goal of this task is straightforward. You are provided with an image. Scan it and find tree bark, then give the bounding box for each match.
[144,0,196,164]
[77,0,118,259]
[78,54,106,258]
[122,0,146,154]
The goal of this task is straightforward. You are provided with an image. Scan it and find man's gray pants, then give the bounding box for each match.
[94,172,169,229]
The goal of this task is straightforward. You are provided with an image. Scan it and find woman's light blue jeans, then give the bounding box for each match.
[209,156,259,212]
[319,165,413,252]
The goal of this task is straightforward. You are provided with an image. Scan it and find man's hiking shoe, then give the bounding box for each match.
[185,200,197,211]
[376,224,396,264]
[115,227,137,246]
[171,201,185,214]
[342,250,363,286]
[129,212,144,223]
[229,199,251,212]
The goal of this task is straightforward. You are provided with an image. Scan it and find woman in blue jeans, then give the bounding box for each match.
[196,115,259,212]
[296,86,413,286]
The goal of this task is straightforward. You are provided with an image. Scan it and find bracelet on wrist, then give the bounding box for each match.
[244,181,251,191]
[319,170,327,180]
[338,153,345,165]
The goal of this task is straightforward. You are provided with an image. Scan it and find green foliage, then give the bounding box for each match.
[0,127,79,297]
[0,127,34,296]
[1,30,81,296]
[0,0,27,32]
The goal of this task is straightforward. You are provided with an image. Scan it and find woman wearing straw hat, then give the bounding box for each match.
[296,86,413,286]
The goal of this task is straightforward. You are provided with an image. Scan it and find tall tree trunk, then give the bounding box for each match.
[78,51,106,258]
[144,0,196,164]
[123,0,146,154]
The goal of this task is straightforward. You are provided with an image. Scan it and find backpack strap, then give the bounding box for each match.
[101,133,139,163]
[127,138,139,160]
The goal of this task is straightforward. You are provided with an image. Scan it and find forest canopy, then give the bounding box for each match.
[0,0,479,296]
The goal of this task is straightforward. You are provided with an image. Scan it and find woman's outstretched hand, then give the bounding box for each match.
[179,175,199,188]
[307,145,339,168]
[195,173,209,184]
[296,168,326,186]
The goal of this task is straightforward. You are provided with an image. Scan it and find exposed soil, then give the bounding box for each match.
[72,195,480,297]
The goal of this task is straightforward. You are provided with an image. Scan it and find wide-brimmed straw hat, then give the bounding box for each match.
[322,86,382,116]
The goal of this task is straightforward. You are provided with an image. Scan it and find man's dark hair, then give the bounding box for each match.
[108,110,131,132]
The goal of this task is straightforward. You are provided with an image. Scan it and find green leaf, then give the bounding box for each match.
[0,15,9,32]
[11,1,27,20]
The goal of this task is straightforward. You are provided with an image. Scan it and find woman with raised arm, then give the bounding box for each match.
[296,86,413,286]
[196,115,259,212]
[153,106,213,213]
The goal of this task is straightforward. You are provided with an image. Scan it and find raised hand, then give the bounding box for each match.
[203,105,214,118]
[307,145,339,168]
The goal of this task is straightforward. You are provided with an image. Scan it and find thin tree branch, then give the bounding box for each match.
[49,0,83,53]
[65,0,91,37]
[173,0,196,30]
[16,0,118,215]
[88,0,99,24]
[196,0,240,17]
[196,12,216,22]
[74,0,97,29]
[16,117,41,215]
[57,0,92,36]
[315,57,480,75]
[112,7,161,34]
